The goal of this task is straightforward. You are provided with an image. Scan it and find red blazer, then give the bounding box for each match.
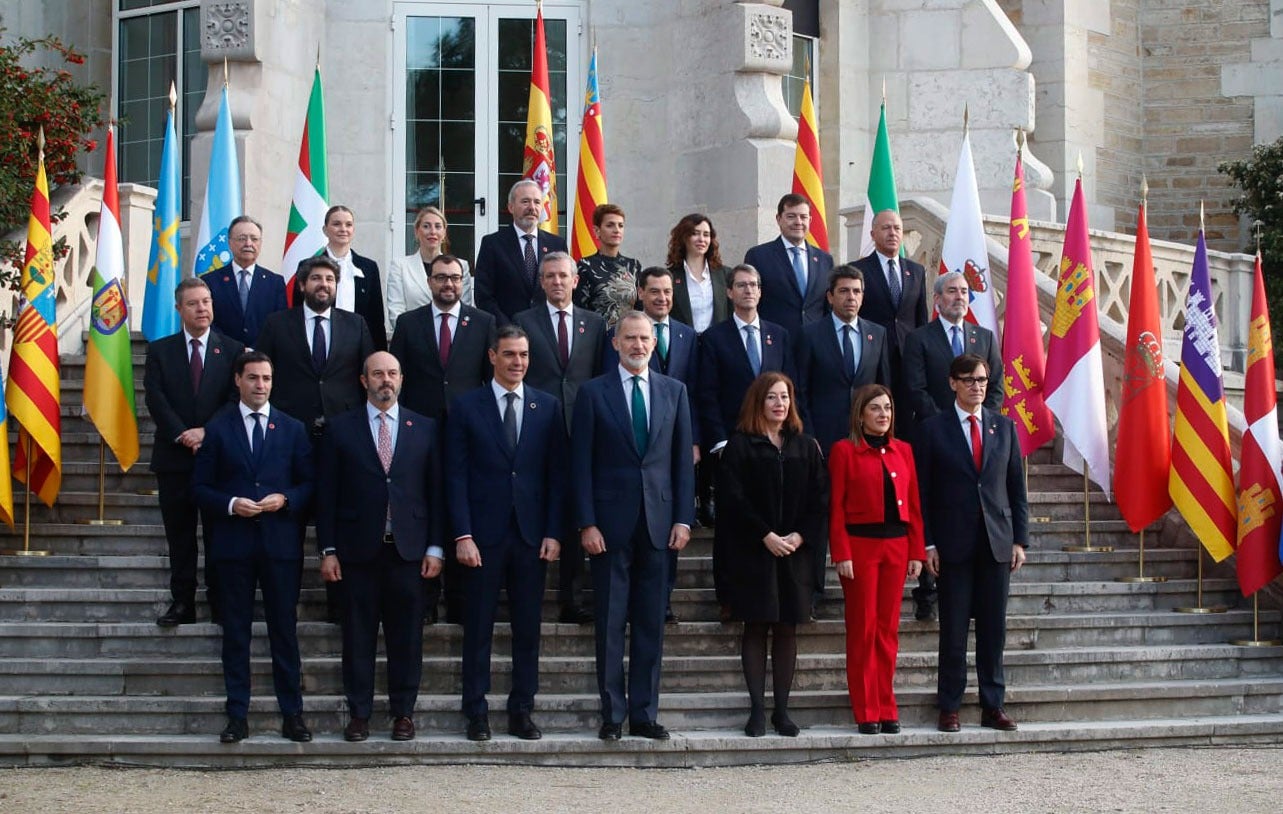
[827,437,926,563]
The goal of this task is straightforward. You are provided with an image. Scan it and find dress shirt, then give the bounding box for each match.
[227,402,273,515]
[684,260,714,333]
[431,300,463,347]
[232,263,256,291]
[325,248,359,313]
[366,400,442,559]
[546,300,575,356]
[732,312,763,360]
[939,315,967,343]
[953,401,983,457]
[832,313,862,371]
[303,303,333,356]
[778,235,808,254]
[618,364,650,422]
[184,328,210,365]
[874,252,898,288]
[513,223,540,254]
[490,379,526,439]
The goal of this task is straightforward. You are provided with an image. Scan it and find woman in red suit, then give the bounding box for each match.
[828,384,925,734]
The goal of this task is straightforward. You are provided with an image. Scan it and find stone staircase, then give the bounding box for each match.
[0,339,1281,767]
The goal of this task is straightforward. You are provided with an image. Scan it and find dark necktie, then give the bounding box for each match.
[522,234,537,289]
[841,325,856,380]
[655,322,668,363]
[969,415,982,471]
[251,412,264,458]
[503,391,519,450]
[238,270,251,311]
[790,246,807,294]
[631,375,648,456]
[190,338,203,393]
[743,324,761,376]
[439,312,453,366]
[557,310,569,368]
[887,257,901,307]
[312,315,327,371]
[951,325,963,357]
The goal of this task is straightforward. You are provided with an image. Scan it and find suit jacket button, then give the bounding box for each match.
[386,477,392,484]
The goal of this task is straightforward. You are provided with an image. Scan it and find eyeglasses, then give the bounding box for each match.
[954,376,989,387]
[430,274,464,284]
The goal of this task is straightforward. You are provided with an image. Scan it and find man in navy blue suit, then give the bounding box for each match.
[573,312,695,741]
[446,325,568,742]
[474,179,569,325]
[316,350,444,743]
[742,193,833,340]
[207,216,288,347]
[192,351,314,744]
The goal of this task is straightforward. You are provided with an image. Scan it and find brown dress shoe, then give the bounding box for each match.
[937,710,961,732]
[391,716,416,741]
[343,716,369,742]
[981,707,1018,731]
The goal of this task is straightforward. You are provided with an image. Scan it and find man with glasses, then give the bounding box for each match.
[914,353,1027,735]
[208,215,288,347]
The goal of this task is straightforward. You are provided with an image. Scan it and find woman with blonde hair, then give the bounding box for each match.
[387,205,474,330]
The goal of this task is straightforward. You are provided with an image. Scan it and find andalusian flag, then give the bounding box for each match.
[8,130,62,506]
[522,6,558,232]
[791,74,828,252]
[282,65,328,303]
[141,91,180,341]
[84,126,139,471]
[570,46,605,260]
[193,83,242,276]
[858,100,900,258]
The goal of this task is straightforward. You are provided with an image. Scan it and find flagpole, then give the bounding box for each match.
[1118,529,1165,583]
[1173,547,1226,613]
[1063,464,1112,552]
[3,435,49,556]
[1230,594,1282,646]
[78,440,122,526]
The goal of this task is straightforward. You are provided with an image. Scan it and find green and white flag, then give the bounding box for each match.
[859,100,901,258]
[283,65,329,301]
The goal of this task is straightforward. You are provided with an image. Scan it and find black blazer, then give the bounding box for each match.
[743,239,833,339]
[144,330,244,473]
[390,304,496,420]
[854,252,929,356]
[901,320,1004,424]
[514,305,606,434]
[666,262,730,331]
[207,264,288,348]
[696,316,794,450]
[253,307,375,430]
[289,251,388,351]
[795,317,891,452]
[474,227,569,325]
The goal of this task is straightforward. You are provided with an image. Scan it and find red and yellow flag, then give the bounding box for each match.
[522,6,558,233]
[8,131,62,506]
[791,75,828,252]
[570,46,605,260]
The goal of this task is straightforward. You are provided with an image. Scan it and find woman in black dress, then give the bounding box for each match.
[715,372,828,737]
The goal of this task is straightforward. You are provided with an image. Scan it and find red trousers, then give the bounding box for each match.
[839,534,909,723]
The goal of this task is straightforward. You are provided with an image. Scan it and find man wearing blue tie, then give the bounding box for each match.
[742,193,833,340]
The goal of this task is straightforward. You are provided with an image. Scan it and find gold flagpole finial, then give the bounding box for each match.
[37,125,45,157]
[168,80,177,109]
[1141,174,1148,203]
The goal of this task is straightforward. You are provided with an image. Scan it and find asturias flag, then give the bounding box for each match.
[83,125,139,471]
[282,65,328,303]
[193,84,242,276]
[570,46,606,261]
[522,7,558,233]
[141,96,180,341]
[939,125,998,335]
[791,74,829,252]
[859,101,899,258]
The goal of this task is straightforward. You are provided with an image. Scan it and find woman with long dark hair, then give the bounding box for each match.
[665,213,730,333]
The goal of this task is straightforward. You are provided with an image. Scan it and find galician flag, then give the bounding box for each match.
[791,73,829,252]
[1044,176,1111,497]
[83,125,139,472]
[570,46,605,261]
[939,122,998,335]
[141,88,180,341]
[522,6,558,233]
[282,65,328,303]
[859,100,899,258]
[193,83,242,276]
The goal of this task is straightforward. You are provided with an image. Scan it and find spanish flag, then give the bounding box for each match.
[570,46,606,260]
[790,74,828,252]
[522,5,558,232]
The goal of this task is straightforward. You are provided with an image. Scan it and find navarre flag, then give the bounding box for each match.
[141,94,180,341]
[939,125,998,334]
[8,133,62,506]
[1115,199,1172,532]
[1237,251,1283,594]
[193,84,242,276]
[1044,177,1111,497]
[570,46,605,261]
[522,7,558,233]
[0,362,12,527]
[1169,229,1236,561]
[84,126,139,471]
[791,74,829,252]
[1000,148,1054,456]
[858,100,900,258]
[282,65,329,304]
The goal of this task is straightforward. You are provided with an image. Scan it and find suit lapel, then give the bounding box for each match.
[853,319,877,383]
[604,375,640,460]
[761,324,783,371]
[820,321,851,385]
[567,308,595,371]
[531,309,562,372]
[504,229,532,297]
[646,377,673,453]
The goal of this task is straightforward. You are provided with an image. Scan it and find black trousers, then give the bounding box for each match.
[936,551,1011,712]
[341,543,426,719]
[157,472,218,611]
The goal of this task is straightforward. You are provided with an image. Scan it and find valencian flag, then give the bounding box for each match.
[522,4,558,232]
[193,83,242,276]
[858,99,900,258]
[791,73,829,252]
[939,120,997,334]
[1000,146,1054,456]
[1044,176,1111,497]
[8,130,62,506]
[283,64,329,304]
[1235,252,1283,593]
[84,125,139,471]
[1114,196,1171,532]
[1169,227,1236,561]
[141,85,180,341]
[570,46,605,261]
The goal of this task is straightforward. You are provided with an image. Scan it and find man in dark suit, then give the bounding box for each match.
[316,351,443,743]
[573,312,695,741]
[145,277,243,627]
[207,215,288,347]
[514,252,606,624]
[742,193,833,340]
[915,353,1028,734]
[447,325,568,742]
[192,351,315,744]
[474,179,569,325]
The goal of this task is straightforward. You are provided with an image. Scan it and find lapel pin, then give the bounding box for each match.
[969,336,976,344]
[222,275,231,283]
[988,427,995,435]
[405,419,413,427]
[866,334,873,342]
[765,335,774,345]
[267,423,276,430]
[529,402,538,410]
[213,347,221,354]
[461,316,470,327]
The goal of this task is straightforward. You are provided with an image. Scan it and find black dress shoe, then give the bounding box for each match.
[508,712,542,740]
[598,722,622,741]
[281,713,312,742]
[559,604,594,624]
[914,599,937,622]
[466,718,492,741]
[857,722,881,735]
[219,717,248,743]
[157,601,196,628]
[980,707,1018,731]
[880,720,901,734]
[391,716,416,741]
[343,716,369,742]
[629,721,670,740]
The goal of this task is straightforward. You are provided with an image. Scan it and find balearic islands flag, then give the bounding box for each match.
[141,90,180,341]
[282,65,329,303]
[939,124,998,335]
[83,125,139,472]
[522,7,558,233]
[791,74,829,252]
[569,46,605,261]
[858,100,899,258]
[193,84,242,276]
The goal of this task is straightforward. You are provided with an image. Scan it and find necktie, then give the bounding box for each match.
[841,325,856,380]
[631,375,648,456]
[312,315,327,371]
[522,234,537,289]
[887,257,901,307]
[439,312,453,366]
[377,412,393,473]
[951,325,963,357]
[503,391,519,450]
[557,310,569,368]
[655,322,668,362]
[968,415,982,471]
[790,246,807,294]
[238,270,251,311]
[744,324,761,376]
[189,338,203,393]
[250,412,264,458]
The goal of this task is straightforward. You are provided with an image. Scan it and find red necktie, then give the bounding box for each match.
[189,338,203,394]
[439,312,452,366]
[557,310,569,368]
[968,415,982,471]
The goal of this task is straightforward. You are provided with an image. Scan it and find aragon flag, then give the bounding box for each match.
[791,74,829,252]
[522,6,558,233]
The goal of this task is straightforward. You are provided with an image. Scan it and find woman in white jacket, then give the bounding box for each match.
[386,205,474,331]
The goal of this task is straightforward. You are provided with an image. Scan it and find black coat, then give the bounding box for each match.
[714,430,828,623]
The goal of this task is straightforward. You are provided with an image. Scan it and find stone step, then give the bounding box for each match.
[58,355,149,381]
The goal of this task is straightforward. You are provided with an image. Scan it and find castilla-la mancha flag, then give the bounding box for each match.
[939,126,998,335]
[791,74,829,252]
[522,6,558,233]
[1234,251,1283,594]
[1044,177,1111,497]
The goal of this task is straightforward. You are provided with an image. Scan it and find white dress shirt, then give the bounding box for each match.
[325,248,360,313]
[366,401,443,559]
[546,300,575,356]
[832,313,862,370]
[227,402,273,515]
[732,312,763,360]
[491,380,526,439]
[184,328,210,365]
[303,303,333,355]
[432,300,463,349]
[684,260,714,333]
[618,364,650,424]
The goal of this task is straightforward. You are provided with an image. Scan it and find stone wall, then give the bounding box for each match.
[1088,0,1142,237]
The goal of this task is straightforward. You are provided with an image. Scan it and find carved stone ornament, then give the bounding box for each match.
[743,9,792,73]
[203,1,253,58]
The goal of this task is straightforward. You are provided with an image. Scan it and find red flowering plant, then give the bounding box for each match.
[0,28,105,290]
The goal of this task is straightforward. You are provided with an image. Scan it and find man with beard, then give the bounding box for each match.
[474,179,569,325]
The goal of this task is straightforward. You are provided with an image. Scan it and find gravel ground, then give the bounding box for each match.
[3,746,1282,814]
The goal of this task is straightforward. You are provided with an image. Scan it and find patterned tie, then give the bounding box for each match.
[887,257,901,307]
[557,310,570,368]
[522,234,537,289]
[743,324,761,376]
[312,315,327,371]
[238,270,251,311]
[968,414,983,471]
[189,338,203,393]
[790,246,807,294]
[655,322,668,362]
[631,375,648,456]
[377,413,393,473]
[439,312,452,366]
[951,325,963,357]
[250,412,264,459]
[841,325,856,380]
[503,391,519,450]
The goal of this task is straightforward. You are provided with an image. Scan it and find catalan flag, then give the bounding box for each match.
[7,132,61,506]
[858,100,900,258]
[1169,228,1235,561]
[569,47,605,261]
[141,91,180,341]
[521,6,558,233]
[192,83,242,276]
[282,64,329,303]
[791,74,828,252]
[84,125,139,471]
